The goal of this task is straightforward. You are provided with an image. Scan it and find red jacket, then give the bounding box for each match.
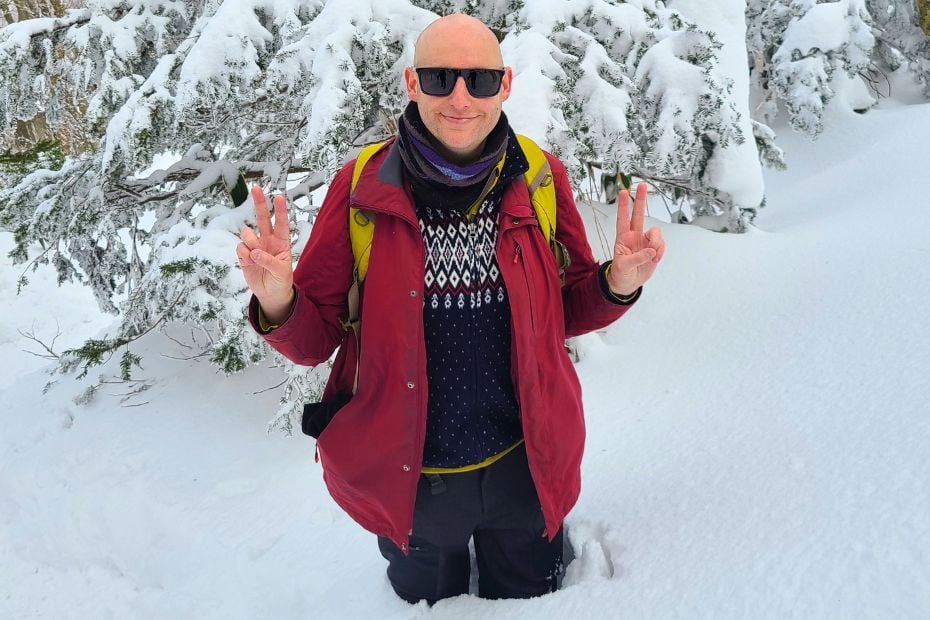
[252,138,636,551]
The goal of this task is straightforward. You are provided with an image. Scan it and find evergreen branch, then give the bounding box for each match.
[871,30,930,68]
[635,171,729,207]
[104,164,323,211]
[62,289,186,378]
[0,10,91,43]
[15,244,54,293]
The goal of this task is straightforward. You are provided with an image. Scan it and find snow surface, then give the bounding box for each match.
[2,99,930,618]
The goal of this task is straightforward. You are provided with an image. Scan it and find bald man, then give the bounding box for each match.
[240,13,664,604]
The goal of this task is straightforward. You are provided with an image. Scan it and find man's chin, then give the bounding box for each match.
[436,139,482,162]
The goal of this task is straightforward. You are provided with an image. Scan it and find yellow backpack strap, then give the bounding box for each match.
[516,134,570,284]
[515,134,555,244]
[349,142,384,283]
[340,142,384,395]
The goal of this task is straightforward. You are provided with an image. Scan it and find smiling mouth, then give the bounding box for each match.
[441,114,478,123]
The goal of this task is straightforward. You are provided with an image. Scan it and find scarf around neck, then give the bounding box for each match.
[396,101,510,212]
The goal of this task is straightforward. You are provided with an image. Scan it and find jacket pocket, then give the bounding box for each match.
[301,393,352,439]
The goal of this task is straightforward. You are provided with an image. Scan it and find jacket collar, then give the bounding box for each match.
[350,128,532,225]
[350,136,419,226]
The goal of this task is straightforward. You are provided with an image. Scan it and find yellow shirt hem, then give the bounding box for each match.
[421,439,525,474]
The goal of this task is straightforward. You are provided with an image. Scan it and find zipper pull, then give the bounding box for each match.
[314,442,320,464]
[513,243,522,264]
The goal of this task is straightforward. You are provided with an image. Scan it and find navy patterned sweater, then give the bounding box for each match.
[414,133,530,469]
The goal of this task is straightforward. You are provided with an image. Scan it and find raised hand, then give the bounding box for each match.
[606,182,666,296]
[236,186,295,323]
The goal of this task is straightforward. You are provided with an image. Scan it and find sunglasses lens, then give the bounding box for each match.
[417,69,503,97]
[466,70,503,97]
[418,69,455,96]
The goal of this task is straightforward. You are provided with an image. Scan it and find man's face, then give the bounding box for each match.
[404,20,512,163]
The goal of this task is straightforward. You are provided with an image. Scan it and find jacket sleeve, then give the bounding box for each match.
[247,161,355,365]
[547,153,638,338]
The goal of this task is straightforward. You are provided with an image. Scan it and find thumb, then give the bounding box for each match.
[250,248,289,275]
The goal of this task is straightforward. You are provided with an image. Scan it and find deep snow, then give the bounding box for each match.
[2,97,929,618]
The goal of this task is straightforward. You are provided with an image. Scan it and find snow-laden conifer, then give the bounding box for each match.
[0,0,781,425]
[502,1,755,229]
[866,0,930,96]
[747,0,876,136]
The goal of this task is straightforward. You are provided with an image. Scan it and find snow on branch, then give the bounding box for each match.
[5,0,921,414]
[506,0,747,227]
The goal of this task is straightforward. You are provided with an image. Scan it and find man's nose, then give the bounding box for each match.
[447,76,472,106]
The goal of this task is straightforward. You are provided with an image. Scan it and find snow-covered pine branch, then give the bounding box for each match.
[747,0,871,136]
[8,0,917,419]
[0,1,434,403]
[505,0,750,228]
[866,0,930,96]
[745,0,930,136]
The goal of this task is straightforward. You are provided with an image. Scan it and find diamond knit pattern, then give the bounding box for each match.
[417,191,522,469]
[414,141,531,469]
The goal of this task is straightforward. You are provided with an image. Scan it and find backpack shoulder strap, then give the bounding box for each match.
[349,141,384,283]
[341,141,385,395]
[515,134,570,283]
[515,134,556,244]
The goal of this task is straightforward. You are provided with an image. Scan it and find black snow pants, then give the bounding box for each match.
[378,443,564,604]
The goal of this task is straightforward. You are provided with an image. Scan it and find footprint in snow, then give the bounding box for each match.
[561,519,626,587]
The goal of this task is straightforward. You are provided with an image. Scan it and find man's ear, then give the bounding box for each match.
[404,66,419,102]
[499,66,513,102]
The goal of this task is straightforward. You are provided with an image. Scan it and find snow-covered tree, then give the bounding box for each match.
[747,0,930,135]
[0,0,770,425]
[0,0,88,173]
[1,0,434,428]
[866,0,930,96]
[505,2,749,229]
[747,0,875,135]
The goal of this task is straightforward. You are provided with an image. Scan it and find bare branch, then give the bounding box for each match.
[253,377,288,395]
[18,322,62,360]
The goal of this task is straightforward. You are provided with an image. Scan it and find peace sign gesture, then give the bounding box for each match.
[606,183,666,296]
[236,186,295,323]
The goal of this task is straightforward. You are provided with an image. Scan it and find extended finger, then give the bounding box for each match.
[630,182,647,233]
[236,242,255,266]
[273,195,290,241]
[645,227,665,262]
[251,185,273,239]
[615,188,630,239]
[240,225,260,250]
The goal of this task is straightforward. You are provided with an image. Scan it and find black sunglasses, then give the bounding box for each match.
[415,67,505,98]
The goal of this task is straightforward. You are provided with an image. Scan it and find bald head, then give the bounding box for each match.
[414,13,503,68]
[404,13,512,163]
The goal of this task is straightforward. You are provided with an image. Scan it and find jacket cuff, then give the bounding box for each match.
[598,262,642,305]
[248,288,297,335]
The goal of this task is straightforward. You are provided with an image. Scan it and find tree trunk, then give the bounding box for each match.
[12,0,66,21]
[3,0,83,154]
[919,0,930,37]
